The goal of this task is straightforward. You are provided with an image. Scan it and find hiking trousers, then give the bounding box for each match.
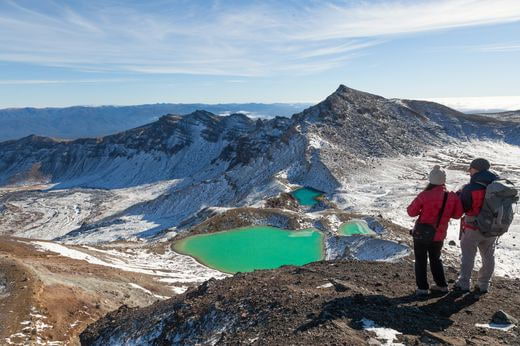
[414,240,447,290]
[456,229,497,291]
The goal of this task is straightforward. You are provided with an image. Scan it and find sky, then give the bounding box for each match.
[1,0,520,110]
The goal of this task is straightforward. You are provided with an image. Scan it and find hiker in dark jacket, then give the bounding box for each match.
[454,158,499,293]
[407,165,464,295]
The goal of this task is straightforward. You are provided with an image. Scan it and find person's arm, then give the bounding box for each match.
[450,193,464,219]
[407,194,422,217]
[460,185,473,212]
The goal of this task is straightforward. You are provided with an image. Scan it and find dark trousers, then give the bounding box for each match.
[413,240,447,290]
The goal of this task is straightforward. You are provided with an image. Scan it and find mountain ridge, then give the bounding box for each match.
[0,103,311,142]
[1,85,519,243]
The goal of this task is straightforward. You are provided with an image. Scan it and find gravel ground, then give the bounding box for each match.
[81,260,520,345]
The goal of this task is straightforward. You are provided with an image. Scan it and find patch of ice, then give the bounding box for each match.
[361,318,404,346]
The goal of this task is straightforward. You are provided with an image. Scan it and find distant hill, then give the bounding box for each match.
[476,110,520,122]
[0,103,311,142]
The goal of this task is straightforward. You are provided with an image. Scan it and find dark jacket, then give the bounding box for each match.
[460,170,499,230]
[407,185,464,241]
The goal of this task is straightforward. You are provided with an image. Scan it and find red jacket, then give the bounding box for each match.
[459,170,498,230]
[407,185,464,241]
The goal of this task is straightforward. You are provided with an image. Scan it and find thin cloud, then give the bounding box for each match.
[473,42,520,52]
[0,0,519,76]
[0,79,132,85]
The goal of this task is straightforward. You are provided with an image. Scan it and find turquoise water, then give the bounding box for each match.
[173,226,324,273]
[339,220,376,236]
[291,187,324,206]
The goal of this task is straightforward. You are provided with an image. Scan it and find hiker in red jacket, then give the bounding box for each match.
[454,158,499,293]
[407,165,464,296]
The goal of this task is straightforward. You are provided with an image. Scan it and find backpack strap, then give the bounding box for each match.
[435,192,449,228]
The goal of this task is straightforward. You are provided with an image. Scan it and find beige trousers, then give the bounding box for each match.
[456,229,497,291]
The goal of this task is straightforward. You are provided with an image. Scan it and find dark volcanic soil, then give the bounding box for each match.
[80,260,520,345]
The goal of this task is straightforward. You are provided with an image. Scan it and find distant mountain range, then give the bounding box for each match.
[0,103,311,142]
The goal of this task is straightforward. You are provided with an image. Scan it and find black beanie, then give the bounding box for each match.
[470,158,490,172]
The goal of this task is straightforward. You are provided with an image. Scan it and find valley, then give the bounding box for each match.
[1,85,519,345]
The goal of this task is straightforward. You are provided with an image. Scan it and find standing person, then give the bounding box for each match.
[407,165,464,296]
[454,158,499,293]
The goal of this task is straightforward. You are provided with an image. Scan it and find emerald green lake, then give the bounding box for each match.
[339,220,376,236]
[173,226,324,273]
[291,187,324,206]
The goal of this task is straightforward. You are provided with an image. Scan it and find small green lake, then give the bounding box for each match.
[173,226,324,273]
[291,187,324,206]
[339,220,376,236]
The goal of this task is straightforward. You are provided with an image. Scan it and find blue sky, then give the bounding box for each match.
[1,0,520,109]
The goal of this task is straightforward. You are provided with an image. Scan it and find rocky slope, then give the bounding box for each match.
[0,237,177,345]
[80,260,520,345]
[477,110,520,123]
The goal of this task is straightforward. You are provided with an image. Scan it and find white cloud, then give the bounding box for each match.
[424,96,520,112]
[291,0,520,40]
[0,0,519,76]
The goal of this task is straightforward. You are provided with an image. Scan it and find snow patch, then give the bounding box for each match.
[475,323,516,331]
[325,236,410,262]
[316,283,333,289]
[128,283,169,300]
[361,318,404,346]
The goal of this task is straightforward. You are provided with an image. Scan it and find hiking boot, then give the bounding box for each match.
[430,285,448,293]
[452,284,469,293]
[415,288,429,296]
[473,285,488,294]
